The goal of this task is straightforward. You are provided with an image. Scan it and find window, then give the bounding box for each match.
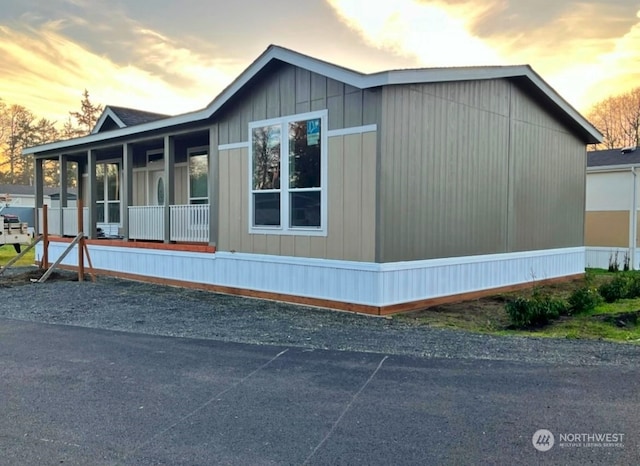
[250,110,326,235]
[96,162,120,223]
[188,147,208,205]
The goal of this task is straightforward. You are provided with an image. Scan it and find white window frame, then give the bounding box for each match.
[187,146,209,204]
[248,110,328,236]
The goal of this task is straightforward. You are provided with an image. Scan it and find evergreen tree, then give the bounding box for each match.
[69,89,103,135]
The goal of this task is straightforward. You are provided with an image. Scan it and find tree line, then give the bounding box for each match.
[0,90,102,187]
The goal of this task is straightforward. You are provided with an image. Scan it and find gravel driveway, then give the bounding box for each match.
[1,267,639,366]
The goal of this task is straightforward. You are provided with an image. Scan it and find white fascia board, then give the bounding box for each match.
[91,107,126,134]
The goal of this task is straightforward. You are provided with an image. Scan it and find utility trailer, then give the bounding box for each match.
[1,214,31,253]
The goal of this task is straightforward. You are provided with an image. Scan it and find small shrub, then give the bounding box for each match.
[505,293,567,328]
[598,275,629,303]
[567,287,601,314]
[624,272,640,299]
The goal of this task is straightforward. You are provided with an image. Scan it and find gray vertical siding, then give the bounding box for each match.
[217,62,380,143]
[508,90,586,251]
[378,79,586,262]
[378,80,511,262]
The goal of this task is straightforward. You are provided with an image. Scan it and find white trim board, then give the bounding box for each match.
[327,124,377,137]
[218,142,250,151]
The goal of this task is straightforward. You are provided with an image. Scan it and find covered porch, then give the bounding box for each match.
[33,127,218,247]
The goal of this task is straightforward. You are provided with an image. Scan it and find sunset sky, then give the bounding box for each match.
[2,0,640,125]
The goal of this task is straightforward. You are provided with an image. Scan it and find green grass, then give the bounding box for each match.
[0,244,36,267]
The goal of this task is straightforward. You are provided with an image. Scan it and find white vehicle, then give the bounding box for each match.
[1,214,31,253]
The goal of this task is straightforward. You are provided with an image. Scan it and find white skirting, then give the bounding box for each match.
[585,247,637,270]
[35,243,585,308]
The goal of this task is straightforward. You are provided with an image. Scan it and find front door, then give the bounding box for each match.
[149,170,165,206]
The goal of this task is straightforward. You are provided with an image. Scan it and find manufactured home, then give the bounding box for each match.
[585,147,640,270]
[24,45,602,314]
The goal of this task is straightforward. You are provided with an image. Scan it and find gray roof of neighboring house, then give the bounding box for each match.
[587,147,640,168]
[0,184,76,196]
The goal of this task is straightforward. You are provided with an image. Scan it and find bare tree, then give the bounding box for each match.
[0,104,35,184]
[587,87,640,150]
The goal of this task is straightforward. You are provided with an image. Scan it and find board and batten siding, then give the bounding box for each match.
[216,62,380,145]
[378,79,587,262]
[217,132,376,261]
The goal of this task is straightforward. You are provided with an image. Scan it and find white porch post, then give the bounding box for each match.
[87,150,97,239]
[209,124,219,248]
[122,143,133,240]
[163,135,175,243]
[34,158,44,234]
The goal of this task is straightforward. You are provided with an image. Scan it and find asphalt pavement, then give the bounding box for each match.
[0,318,638,465]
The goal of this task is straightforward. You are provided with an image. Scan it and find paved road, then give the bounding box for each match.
[0,318,638,465]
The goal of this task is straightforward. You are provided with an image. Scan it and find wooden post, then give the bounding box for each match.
[42,205,49,269]
[77,198,84,282]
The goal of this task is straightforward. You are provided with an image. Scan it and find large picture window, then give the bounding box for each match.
[250,110,327,235]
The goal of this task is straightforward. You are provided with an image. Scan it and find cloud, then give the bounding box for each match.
[326,0,505,66]
[325,0,640,112]
[0,16,241,124]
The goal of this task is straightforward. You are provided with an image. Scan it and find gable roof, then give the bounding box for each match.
[587,147,640,169]
[24,44,603,156]
[92,105,170,134]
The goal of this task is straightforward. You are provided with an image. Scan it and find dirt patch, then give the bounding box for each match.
[400,276,601,331]
[594,310,640,328]
[0,268,77,287]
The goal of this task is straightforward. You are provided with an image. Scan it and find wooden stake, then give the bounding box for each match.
[42,205,49,269]
[77,199,84,282]
[82,240,96,282]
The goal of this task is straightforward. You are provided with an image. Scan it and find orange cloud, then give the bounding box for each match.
[0,21,239,124]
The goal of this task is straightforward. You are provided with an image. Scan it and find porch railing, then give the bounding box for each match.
[170,204,210,242]
[39,204,210,243]
[62,207,89,236]
[128,206,164,241]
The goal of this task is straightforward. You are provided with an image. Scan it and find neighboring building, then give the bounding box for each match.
[586,147,640,269]
[23,45,601,314]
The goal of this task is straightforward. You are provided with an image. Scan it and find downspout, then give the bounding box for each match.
[632,167,638,269]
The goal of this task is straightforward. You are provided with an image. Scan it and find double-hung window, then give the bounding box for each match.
[249,110,327,235]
